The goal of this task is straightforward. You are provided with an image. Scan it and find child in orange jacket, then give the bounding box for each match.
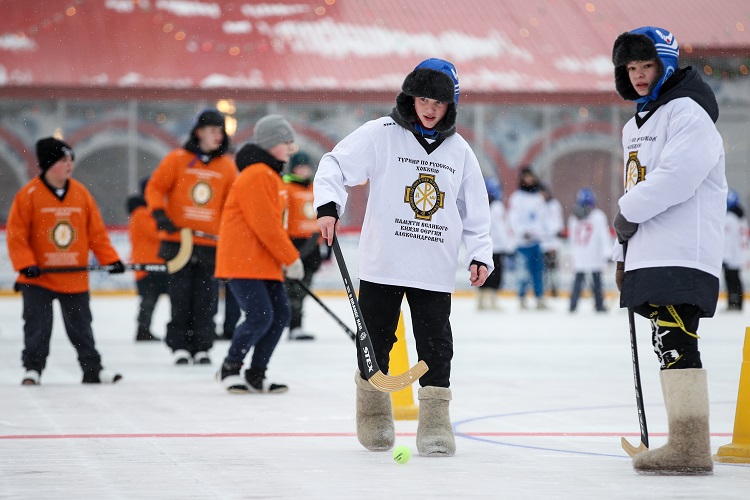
[283,152,323,341]
[127,177,167,342]
[215,115,304,393]
[6,137,125,385]
[145,108,237,365]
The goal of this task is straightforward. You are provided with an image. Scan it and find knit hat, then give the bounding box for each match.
[394,58,459,134]
[252,115,296,150]
[612,27,679,103]
[184,108,230,159]
[289,151,311,169]
[36,137,74,171]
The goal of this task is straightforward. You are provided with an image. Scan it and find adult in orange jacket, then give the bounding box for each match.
[145,109,237,365]
[283,152,323,341]
[215,115,304,393]
[6,137,125,385]
[127,177,167,342]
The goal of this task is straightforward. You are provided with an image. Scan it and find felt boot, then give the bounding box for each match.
[355,371,395,451]
[417,386,456,457]
[633,368,713,475]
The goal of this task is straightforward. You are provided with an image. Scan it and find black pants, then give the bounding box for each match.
[481,253,505,290]
[136,272,169,332]
[286,270,315,331]
[569,271,605,312]
[222,280,241,336]
[358,280,452,388]
[20,284,102,376]
[286,236,322,331]
[166,256,218,354]
[724,265,743,310]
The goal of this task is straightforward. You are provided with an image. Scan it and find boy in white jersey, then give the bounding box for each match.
[612,27,726,475]
[567,188,610,313]
[314,58,493,457]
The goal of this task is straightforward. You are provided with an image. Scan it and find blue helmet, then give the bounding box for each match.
[485,177,502,201]
[728,190,740,210]
[576,188,596,207]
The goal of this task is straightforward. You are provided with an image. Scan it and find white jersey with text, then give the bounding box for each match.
[724,211,748,270]
[613,97,727,277]
[314,116,493,293]
[568,208,611,272]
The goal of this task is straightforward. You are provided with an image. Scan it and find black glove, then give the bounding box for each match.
[613,211,638,244]
[615,262,625,292]
[21,266,41,278]
[108,261,126,274]
[152,209,178,233]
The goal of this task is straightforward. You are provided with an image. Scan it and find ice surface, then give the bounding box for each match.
[1,292,749,499]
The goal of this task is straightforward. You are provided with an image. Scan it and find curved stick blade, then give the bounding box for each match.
[621,437,649,457]
[367,360,428,392]
[166,228,193,274]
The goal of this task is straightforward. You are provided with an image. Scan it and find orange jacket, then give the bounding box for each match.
[145,149,237,247]
[215,163,299,281]
[7,177,121,293]
[128,205,164,281]
[285,180,320,239]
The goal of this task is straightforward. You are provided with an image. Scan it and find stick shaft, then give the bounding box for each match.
[295,279,356,341]
[331,237,381,377]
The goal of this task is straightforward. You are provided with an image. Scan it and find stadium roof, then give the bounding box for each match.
[2,0,749,103]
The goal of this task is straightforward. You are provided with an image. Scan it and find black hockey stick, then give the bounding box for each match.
[40,228,193,275]
[620,242,649,457]
[42,263,171,273]
[331,236,428,392]
[294,279,356,341]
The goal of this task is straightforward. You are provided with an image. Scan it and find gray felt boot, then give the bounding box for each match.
[633,368,713,475]
[355,371,395,451]
[417,386,456,457]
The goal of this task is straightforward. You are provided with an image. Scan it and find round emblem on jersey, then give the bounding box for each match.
[191,181,213,206]
[404,173,445,221]
[51,220,76,250]
[302,200,316,220]
[625,151,646,192]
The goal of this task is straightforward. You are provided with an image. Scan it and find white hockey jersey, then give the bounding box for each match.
[613,97,727,278]
[314,116,493,293]
[568,208,611,272]
[489,199,515,254]
[724,210,748,270]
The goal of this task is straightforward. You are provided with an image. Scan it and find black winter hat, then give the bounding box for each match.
[36,137,74,171]
[194,108,226,129]
[612,32,662,100]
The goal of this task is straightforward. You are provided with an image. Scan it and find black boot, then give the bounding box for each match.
[136,326,161,342]
[217,360,247,393]
[245,368,288,393]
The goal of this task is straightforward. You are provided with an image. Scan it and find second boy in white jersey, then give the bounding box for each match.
[315,58,493,458]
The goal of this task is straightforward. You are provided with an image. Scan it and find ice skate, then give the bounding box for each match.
[135,327,160,342]
[172,349,191,365]
[632,369,713,475]
[417,386,455,456]
[245,368,288,393]
[193,351,211,365]
[217,360,248,393]
[21,369,41,386]
[82,369,123,384]
[355,371,395,451]
[288,327,315,341]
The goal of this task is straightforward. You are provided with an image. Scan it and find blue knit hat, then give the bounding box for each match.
[612,26,679,104]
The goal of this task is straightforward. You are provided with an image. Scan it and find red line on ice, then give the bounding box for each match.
[0,431,732,440]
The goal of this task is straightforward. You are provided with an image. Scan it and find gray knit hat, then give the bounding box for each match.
[253,115,295,150]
